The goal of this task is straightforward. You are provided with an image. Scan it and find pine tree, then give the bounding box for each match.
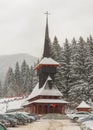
[29,66,35,91]
[21,60,28,94]
[69,38,80,101]
[4,67,16,96]
[14,62,22,96]
[88,35,93,57]
[59,39,71,99]
[50,36,63,92]
[24,65,32,95]
[31,62,38,90]
[50,36,62,61]
[50,36,58,60]
[86,36,93,99]
[69,37,91,103]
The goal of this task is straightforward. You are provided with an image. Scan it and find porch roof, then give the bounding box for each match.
[27,76,62,100]
[23,99,68,106]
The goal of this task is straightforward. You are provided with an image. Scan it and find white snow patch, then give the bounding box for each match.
[0,97,26,113]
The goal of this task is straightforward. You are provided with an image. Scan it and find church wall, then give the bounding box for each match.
[25,103,67,114]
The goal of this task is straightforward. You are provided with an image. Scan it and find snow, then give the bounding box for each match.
[35,57,59,70]
[77,101,91,108]
[38,57,59,65]
[8,119,81,130]
[86,122,93,130]
[0,103,6,113]
[7,98,26,111]
[0,97,26,113]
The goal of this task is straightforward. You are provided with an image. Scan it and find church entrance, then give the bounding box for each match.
[50,106,54,113]
[44,104,59,113]
[49,105,58,113]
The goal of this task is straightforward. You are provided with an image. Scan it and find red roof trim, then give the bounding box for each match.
[35,64,59,70]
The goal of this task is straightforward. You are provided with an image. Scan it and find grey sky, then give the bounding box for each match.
[0,0,93,57]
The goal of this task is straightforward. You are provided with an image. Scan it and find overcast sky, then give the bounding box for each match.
[0,0,93,58]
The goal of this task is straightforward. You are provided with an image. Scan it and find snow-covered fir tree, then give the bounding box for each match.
[14,62,22,95]
[59,39,71,99]
[24,65,32,95]
[50,36,63,92]
[88,35,93,57]
[69,37,91,103]
[86,36,93,99]
[29,66,37,91]
[21,60,28,94]
[4,67,16,96]
[69,38,80,102]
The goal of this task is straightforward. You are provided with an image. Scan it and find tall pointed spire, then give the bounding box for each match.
[45,11,49,39]
[43,11,51,58]
[35,12,59,89]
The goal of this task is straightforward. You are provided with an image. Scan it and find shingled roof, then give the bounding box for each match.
[77,101,91,108]
[35,57,59,70]
[27,76,62,100]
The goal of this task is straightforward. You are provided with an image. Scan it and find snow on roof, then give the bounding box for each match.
[27,83,41,100]
[35,57,59,70]
[77,101,91,108]
[24,99,68,106]
[39,57,59,65]
[27,76,62,100]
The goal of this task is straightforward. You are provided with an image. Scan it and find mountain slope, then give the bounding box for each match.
[0,53,38,84]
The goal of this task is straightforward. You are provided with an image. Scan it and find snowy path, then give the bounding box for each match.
[8,119,81,130]
[62,120,81,130]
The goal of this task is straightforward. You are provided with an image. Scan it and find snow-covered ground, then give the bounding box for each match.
[0,97,26,113]
[8,119,81,130]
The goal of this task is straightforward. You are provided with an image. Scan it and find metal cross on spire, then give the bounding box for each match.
[44,11,50,18]
[44,11,50,39]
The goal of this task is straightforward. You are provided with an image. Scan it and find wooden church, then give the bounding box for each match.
[24,12,68,114]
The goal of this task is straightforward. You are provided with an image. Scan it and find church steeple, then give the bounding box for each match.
[35,12,59,88]
[43,11,51,58]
